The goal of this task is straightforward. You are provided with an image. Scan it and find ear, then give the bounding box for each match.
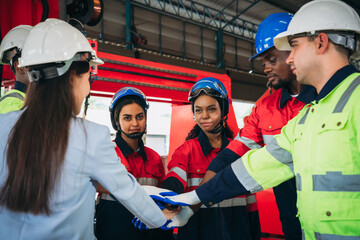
[14,61,26,74]
[316,33,329,54]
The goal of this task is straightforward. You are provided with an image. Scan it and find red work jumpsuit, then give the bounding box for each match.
[162,130,260,240]
[95,133,173,240]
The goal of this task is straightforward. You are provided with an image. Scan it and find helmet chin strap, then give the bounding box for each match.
[208,123,223,134]
[208,116,227,134]
[120,129,146,139]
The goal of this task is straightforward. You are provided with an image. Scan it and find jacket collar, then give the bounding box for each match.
[198,130,229,156]
[280,85,317,109]
[115,131,134,158]
[14,81,27,93]
[315,65,358,102]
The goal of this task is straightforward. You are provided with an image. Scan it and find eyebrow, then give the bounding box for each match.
[195,104,217,108]
[122,112,144,116]
[289,39,298,45]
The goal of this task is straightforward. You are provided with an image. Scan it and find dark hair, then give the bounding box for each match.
[0,61,89,215]
[186,122,233,141]
[113,96,147,129]
[186,94,233,140]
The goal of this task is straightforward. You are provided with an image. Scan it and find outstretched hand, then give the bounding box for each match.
[142,186,190,207]
[132,207,180,230]
[164,190,201,206]
[161,206,194,230]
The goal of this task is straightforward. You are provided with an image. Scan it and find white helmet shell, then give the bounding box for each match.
[0,25,33,65]
[18,18,103,68]
[274,0,360,51]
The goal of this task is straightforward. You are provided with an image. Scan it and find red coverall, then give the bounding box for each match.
[162,131,260,240]
[95,135,172,240]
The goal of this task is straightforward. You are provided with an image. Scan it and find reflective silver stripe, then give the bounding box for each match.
[169,167,187,182]
[333,76,360,113]
[315,232,360,240]
[235,134,262,149]
[265,138,294,173]
[200,197,247,208]
[231,158,263,193]
[313,171,360,192]
[263,135,274,145]
[246,194,257,204]
[298,107,310,125]
[0,92,25,103]
[302,230,305,240]
[138,178,158,186]
[100,193,116,201]
[187,178,202,187]
[296,173,302,191]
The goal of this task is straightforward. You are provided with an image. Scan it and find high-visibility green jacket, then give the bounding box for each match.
[197,66,360,240]
[0,89,25,114]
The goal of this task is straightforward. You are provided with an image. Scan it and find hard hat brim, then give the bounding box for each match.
[274,31,292,51]
[90,57,104,66]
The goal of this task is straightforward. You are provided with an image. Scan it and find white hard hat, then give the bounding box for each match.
[274,0,360,51]
[0,25,33,65]
[18,18,103,68]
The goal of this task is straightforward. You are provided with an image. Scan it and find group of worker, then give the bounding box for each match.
[0,0,359,239]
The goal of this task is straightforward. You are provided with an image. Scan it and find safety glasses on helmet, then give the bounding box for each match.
[188,80,227,101]
[110,87,149,112]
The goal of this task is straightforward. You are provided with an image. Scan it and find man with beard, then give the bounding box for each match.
[200,13,316,240]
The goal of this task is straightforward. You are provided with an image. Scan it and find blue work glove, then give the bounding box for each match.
[142,186,189,207]
[132,217,149,230]
[132,201,165,230]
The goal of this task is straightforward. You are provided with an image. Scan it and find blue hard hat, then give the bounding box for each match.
[249,13,293,61]
[110,87,149,130]
[188,77,229,116]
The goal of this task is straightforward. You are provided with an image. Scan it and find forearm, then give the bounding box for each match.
[196,164,250,207]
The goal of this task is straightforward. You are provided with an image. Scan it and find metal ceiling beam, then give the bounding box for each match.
[130,0,258,41]
[221,0,237,13]
[261,0,298,14]
[222,0,261,29]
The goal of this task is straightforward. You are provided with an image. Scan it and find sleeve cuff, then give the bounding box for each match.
[196,164,250,207]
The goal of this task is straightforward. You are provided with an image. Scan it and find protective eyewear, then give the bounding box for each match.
[188,80,227,101]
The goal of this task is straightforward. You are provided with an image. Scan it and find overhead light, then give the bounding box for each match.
[248,70,253,74]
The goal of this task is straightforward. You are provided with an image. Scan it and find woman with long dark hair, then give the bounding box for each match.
[161,77,260,240]
[0,19,176,239]
[95,87,173,240]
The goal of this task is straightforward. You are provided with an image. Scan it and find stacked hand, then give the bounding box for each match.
[133,206,194,230]
[162,190,201,206]
[133,186,198,230]
[142,186,190,207]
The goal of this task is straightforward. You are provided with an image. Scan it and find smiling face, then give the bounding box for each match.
[118,102,146,138]
[260,47,295,90]
[193,94,222,133]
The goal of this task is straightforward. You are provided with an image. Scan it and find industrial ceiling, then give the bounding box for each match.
[62,0,360,101]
